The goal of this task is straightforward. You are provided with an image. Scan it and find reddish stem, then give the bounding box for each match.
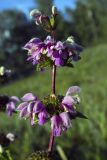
[48,129,55,153]
[48,65,56,153]
[52,64,56,95]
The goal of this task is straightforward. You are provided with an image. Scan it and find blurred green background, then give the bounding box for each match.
[0,0,107,159]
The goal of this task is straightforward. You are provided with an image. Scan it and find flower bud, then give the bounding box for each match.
[0,66,12,78]
[0,145,3,154]
[6,133,15,142]
[0,66,5,76]
[66,36,74,44]
[52,6,57,15]
[30,9,41,17]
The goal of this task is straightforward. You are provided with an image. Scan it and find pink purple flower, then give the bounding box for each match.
[30,9,50,26]
[24,36,83,68]
[6,96,20,116]
[62,86,81,111]
[17,86,86,136]
[24,38,46,65]
[17,93,49,125]
[50,86,81,136]
[51,112,71,136]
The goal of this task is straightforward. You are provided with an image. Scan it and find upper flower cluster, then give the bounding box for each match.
[30,6,57,31]
[24,36,83,69]
[23,6,83,70]
[17,86,87,136]
[17,93,49,126]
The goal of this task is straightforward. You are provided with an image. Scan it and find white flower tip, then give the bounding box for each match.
[30,9,41,17]
[52,6,57,15]
[0,145,3,154]
[6,133,15,142]
[0,66,5,76]
[66,36,74,44]
[21,93,36,102]
[66,86,81,96]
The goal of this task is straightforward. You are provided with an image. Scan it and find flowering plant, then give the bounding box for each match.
[0,6,87,159]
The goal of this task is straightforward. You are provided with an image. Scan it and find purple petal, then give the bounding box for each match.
[23,38,41,50]
[52,51,59,58]
[51,115,62,136]
[55,41,64,50]
[53,127,62,137]
[60,112,71,130]
[19,106,28,118]
[45,36,54,44]
[47,49,53,57]
[23,42,33,50]
[17,102,28,111]
[30,38,41,44]
[33,101,45,113]
[62,96,75,106]
[55,58,64,66]
[10,96,20,103]
[45,35,52,41]
[6,102,15,116]
[38,110,49,125]
[62,96,75,111]
[66,86,81,96]
[21,93,37,101]
[61,51,68,59]
[27,102,35,113]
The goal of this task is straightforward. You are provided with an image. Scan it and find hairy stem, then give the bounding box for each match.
[52,64,56,95]
[48,65,56,153]
[48,129,55,153]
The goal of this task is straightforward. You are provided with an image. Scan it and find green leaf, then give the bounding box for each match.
[36,56,53,71]
[42,18,52,32]
[34,116,38,124]
[50,16,55,28]
[76,111,88,119]
[66,63,74,68]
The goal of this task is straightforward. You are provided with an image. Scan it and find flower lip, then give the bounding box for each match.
[51,111,72,136]
[51,115,62,136]
[55,41,64,50]
[23,38,42,50]
[10,96,20,103]
[6,96,19,116]
[66,86,81,96]
[30,9,41,17]
[21,93,37,102]
[17,102,28,111]
[62,96,75,106]
[33,100,45,113]
[38,109,49,125]
[19,106,28,118]
[6,102,15,116]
